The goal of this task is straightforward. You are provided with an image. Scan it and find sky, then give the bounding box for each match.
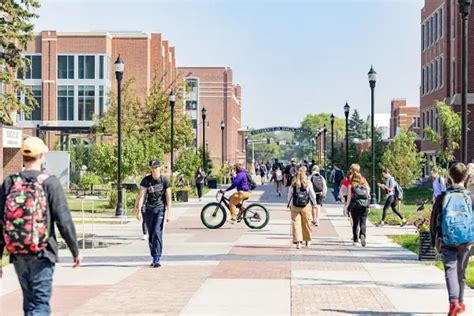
[36,0,424,128]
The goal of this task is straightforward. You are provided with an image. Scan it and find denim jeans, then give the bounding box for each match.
[144,206,166,259]
[13,256,55,316]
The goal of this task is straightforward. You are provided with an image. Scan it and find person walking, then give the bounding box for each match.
[284,158,298,187]
[195,167,206,201]
[0,137,82,316]
[135,160,172,268]
[288,166,317,249]
[340,172,351,218]
[270,166,284,196]
[223,163,252,223]
[309,165,327,226]
[344,164,370,247]
[431,169,446,202]
[377,169,408,227]
[430,162,474,316]
[331,165,344,202]
[465,163,474,194]
[259,162,267,185]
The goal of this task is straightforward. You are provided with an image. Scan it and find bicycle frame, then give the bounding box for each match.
[215,191,246,219]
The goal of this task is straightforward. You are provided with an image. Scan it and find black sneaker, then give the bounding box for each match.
[152,263,162,268]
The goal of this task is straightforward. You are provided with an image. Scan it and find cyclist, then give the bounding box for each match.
[221,162,251,223]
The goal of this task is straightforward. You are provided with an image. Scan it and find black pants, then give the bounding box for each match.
[142,209,147,235]
[382,195,403,221]
[351,207,368,242]
[144,207,165,258]
[196,183,204,198]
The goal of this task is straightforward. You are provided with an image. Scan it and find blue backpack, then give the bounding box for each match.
[441,189,474,246]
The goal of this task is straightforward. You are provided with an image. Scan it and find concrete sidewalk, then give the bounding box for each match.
[1,184,472,315]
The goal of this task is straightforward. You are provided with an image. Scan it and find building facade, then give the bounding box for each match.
[421,1,474,162]
[389,99,420,138]
[178,67,245,165]
[17,30,177,144]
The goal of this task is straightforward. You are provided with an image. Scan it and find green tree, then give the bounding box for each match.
[0,0,41,124]
[357,127,384,182]
[380,129,425,187]
[424,101,461,165]
[300,113,345,141]
[253,142,282,163]
[69,140,92,184]
[175,147,201,185]
[198,146,213,175]
[349,109,367,140]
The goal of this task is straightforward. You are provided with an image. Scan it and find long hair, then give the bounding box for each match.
[292,166,308,189]
[351,171,369,188]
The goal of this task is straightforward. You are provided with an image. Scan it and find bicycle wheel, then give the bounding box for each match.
[201,202,227,229]
[243,203,270,229]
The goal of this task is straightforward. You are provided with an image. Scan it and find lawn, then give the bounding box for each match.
[369,186,433,225]
[390,234,474,288]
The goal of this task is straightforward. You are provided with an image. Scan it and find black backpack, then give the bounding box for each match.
[292,185,310,207]
[350,185,370,210]
[311,174,324,194]
[334,169,344,183]
[287,166,297,184]
[246,172,257,191]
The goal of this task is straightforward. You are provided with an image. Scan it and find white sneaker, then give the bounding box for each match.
[142,234,147,240]
[296,242,301,249]
[305,241,311,248]
[360,235,367,247]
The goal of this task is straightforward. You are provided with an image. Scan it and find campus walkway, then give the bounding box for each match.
[1,184,473,315]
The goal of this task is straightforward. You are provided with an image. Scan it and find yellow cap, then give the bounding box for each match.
[21,137,48,157]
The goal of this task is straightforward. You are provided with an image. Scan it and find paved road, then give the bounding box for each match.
[1,183,473,315]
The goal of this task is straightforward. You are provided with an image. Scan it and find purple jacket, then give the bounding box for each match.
[226,169,250,192]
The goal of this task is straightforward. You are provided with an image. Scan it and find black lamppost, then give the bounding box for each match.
[344,102,350,170]
[323,125,327,170]
[316,131,320,162]
[169,91,176,173]
[330,113,335,169]
[201,108,207,172]
[220,120,225,167]
[368,66,377,205]
[114,55,124,217]
[460,0,472,163]
[311,139,315,159]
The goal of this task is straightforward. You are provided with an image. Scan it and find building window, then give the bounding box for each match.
[78,85,95,120]
[57,85,74,121]
[422,112,426,138]
[435,59,439,89]
[422,67,425,94]
[439,7,443,38]
[57,55,74,79]
[431,16,435,45]
[186,100,197,111]
[440,56,444,87]
[192,119,197,129]
[99,56,104,79]
[78,56,95,79]
[422,24,425,50]
[435,12,438,41]
[19,85,42,121]
[435,108,439,132]
[17,55,41,80]
[99,85,105,116]
[431,108,435,129]
[430,62,434,91]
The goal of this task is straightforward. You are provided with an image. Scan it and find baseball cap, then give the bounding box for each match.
[148,160,161,168]
[291,158,296,163]
[21,137,48,157]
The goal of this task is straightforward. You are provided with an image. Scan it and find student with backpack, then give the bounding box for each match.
[377,169,408,227]
[344,164,370,247]
[309,165,327,226]
[430,162,474,316]
[331,166,344,202]
[195,167,206,201]
[270,166,284,197]
[431,170,446,202]
[288,166,317,249]
[259,162,267,185]
[221,163,254,223]
[284,158,298,187]
[0,137,82,315]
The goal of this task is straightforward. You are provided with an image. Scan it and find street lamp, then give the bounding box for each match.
[114,55,124,217]
[368,65,377,205]
[344,102,350,170]
[311,139,315,159]
[316,131,320,162]
[330,113,335,169]
[201,107,207,172]
[169,90,176,173]
[323,125,327,170]
[220,120,225,167]
[459,0,472,163]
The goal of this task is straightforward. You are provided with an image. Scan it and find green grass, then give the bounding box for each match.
[73,219,130,225]
[391,234,474,288]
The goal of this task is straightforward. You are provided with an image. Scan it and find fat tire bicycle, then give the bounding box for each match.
[200,190,270,229]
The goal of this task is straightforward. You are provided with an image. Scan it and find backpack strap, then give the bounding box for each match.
[37,173,49,185]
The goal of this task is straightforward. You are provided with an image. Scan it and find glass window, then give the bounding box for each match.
[58,55,74,79]
[422,24,425,50]
[434,12,438,41]
[21,85,42,120]
[440,56,444,87]
[99,86,104,116]
[427,19,431,45]
[18,55,42,80]
[99,56,104,79]
[192,119,197,129]
[78,85,95,120]
[430,63,434,91]
[431,16,434,45]
[422,67,425,94]
[186,100,197,111]
[57,85,74,121]
[440,8,443,38]
[78,56,95,79]
[435,59,438,89]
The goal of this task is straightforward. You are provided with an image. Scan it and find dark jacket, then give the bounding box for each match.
[0,170,79,263]
[429,184,474,248]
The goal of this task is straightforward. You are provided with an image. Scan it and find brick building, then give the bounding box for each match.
[421,1,474,162]
[16,30,177,142]
[178,67,245,165]
[389,99,420,138]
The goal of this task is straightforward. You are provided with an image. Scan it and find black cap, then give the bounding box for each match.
[149,160,161,168]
